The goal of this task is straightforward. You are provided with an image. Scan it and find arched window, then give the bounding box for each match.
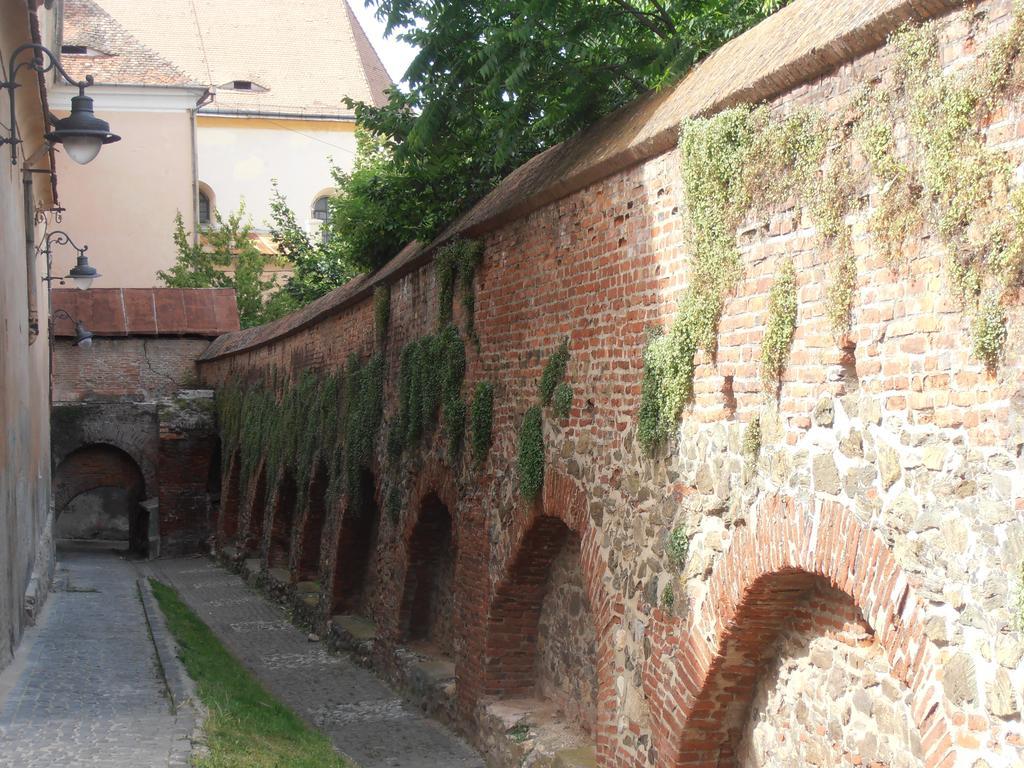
[198,191,211,225]
[312,196,331,245]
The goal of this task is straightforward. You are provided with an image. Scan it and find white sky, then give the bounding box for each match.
[348,1,419,87]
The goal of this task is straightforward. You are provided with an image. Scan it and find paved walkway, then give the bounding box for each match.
[149,556,483,768]
[0,548,193,768]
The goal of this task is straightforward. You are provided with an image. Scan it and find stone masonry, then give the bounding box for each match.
[197,1,1024,766]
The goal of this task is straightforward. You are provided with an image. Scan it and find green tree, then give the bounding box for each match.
[159,208,274,328]
[266,179,364,307]
[334,0,789,269]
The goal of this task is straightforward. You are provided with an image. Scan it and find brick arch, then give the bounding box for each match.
[329,467,382,616]
[647,497,958,768]
[52,429,156,500]
[483,468,622,752]
[265,469,298,572]
[295,460,332,582]
[217,450,242,544]
[241,460,268,555]
[398,489,457,652]
[53,443,146,514]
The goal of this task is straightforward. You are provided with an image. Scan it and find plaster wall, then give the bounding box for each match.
[0,0,58,673]
[195,115,356,233]
[50,106,198,288]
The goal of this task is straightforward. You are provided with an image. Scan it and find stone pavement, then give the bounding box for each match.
[0,547,194,768]
[149,555,484,768]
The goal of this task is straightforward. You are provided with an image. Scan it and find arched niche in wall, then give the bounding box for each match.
[53,443,147,552]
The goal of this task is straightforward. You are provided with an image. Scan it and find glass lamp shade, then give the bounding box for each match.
[44,92,120,166]
[61,135,103,165]
[67,252,99,290]
[71,320,94,348]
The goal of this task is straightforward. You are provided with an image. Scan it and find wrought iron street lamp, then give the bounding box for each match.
[40,230,101,290]
[51,308,93,348]
[1,43,120,165]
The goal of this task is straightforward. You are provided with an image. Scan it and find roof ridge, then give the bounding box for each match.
[340,0,393,107]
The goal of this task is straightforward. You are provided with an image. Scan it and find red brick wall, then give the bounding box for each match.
[52,337,208,403]
[199,2,1024,765]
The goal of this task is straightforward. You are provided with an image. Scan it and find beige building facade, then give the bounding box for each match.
[57,0,391,288]
[1,0,60,672]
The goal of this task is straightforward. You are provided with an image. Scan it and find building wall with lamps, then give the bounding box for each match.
[48,88,205,288]
[0,0,59,675]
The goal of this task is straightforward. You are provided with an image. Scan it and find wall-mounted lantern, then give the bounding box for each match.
[40,230,101,290]
[0,43,120,165]
[51,309,93,347]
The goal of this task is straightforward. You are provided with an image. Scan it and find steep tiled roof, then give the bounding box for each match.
[61,0,198,87]
[61,0,392,116]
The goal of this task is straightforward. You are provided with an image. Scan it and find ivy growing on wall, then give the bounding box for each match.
[470,381,494,466]
[539,338,570,405]
[760,258,798,386]
[552,382,573,420]
[636,6,1024,450]
[667,525,688,569]
[392,325,468,461]
[517,405,545,500]
[214,353,384,512]
[435,238,484,337]
[374,284,390,349]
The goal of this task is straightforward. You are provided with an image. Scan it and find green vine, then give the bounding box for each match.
[435,239,484,337]
[539,337,570,405]
[660,582,675,610]
[760,258,798,386]
[667,526,688,568]
[517,405,545,500]
[470,381,495,467]
[742,414,762,465]
[392,325,467,461]
[552,382,573,420]
[374,284,390,348]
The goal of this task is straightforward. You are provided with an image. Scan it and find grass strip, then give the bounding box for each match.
[149,578,350,768]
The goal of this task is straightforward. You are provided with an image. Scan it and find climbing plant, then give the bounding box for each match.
[552,382,573,420]
[374,284,391,349]
[667,525,689,569]
[470,381,495,467]
[517,405,545,500]
[636,5,1024,451]
[539,338,570,405]
[760,258,798,386]
[435,239,484,337]
[392,325,468,461]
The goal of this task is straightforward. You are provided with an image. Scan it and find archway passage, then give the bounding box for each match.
[676,569,923,767]
[484,518,598,734]
[267,471,297,570]
[399,493,456,656]
[331,470,381,616]
[217,451,240,544]
[243,466,268,556]
[54,443,147,553]
[736,582,921,767]
[296,462,329,582]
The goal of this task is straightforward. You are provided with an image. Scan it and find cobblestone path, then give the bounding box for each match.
[149,556,483,768]
[0,548,193,767]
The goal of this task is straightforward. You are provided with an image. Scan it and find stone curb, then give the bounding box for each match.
[136,576,209,765]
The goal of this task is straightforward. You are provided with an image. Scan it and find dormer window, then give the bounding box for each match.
[60,44,105,56]
[219,80,268,93]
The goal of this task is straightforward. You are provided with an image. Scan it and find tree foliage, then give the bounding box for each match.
[158,209,274,328]
[335,0,789,270]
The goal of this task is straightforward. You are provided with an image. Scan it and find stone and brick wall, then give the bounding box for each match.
[51,288,236,555]
[198,1,1024,766]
